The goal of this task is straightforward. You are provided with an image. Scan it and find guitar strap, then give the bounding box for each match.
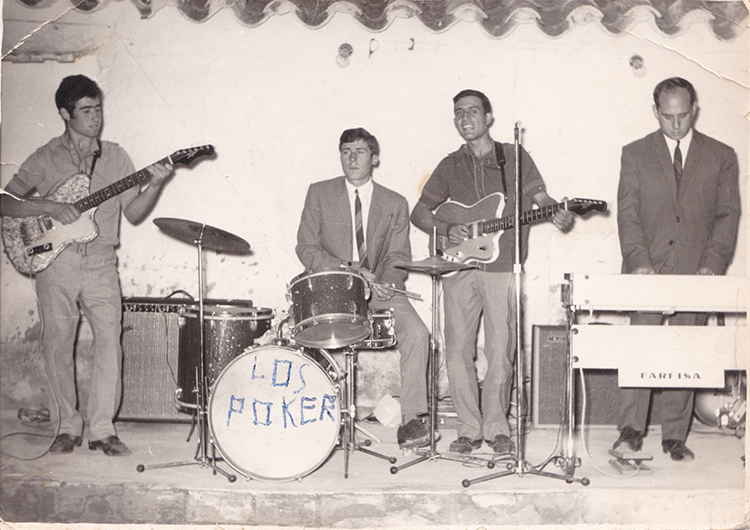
[493,141,507,197]
[89,139,102,177]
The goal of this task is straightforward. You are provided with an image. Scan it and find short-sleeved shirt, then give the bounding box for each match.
[419,142,546,272]
[9,135,137,247]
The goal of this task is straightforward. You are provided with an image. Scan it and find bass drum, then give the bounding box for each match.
[694,371,746,431]
[209,344,342,481]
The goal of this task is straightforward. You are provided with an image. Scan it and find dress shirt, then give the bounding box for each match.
[664,128,693,164]
[344,178,373,263]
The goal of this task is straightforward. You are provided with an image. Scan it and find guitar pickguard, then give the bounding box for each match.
[433,194,505,264]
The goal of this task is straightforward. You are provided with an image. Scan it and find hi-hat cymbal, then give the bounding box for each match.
[154,218,251,254]
[395,256,478,274]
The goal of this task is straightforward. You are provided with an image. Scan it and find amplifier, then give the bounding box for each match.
[118,296,194,422]
[532,325,622,427]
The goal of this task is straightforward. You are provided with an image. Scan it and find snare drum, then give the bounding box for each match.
[288,270,370,349]
[208,344,342,481]
[355,308,396,349]
[177,301,274,408]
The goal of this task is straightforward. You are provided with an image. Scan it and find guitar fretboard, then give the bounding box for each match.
[482,203,563,233]
[74,156,171,213]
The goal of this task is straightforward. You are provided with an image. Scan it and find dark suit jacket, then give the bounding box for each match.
[617,130,740,275]
[296,176,410,289]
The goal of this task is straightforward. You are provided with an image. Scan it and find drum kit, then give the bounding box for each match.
[137,217,461,482]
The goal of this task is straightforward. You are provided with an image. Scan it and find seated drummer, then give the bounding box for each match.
[295,127,431,449]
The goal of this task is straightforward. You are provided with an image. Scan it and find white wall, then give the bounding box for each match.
[1,4,747,357]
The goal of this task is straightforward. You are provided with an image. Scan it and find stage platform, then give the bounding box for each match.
[0,409,746,529]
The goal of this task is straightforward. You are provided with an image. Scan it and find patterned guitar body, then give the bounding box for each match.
[2,173,99,276]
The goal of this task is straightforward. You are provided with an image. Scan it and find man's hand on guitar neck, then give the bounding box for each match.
[534,191,574,232]
[147,161,174,187]
[123,161,174,224]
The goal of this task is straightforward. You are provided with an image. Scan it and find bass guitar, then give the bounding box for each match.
[2,145,215,275]
[434,193,607,264]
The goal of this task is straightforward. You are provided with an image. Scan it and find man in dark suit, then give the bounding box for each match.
[296,127,431,449]
[615,77,741,461]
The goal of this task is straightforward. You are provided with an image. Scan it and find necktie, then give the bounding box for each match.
[674,140,682,190]
[355,190,369,269]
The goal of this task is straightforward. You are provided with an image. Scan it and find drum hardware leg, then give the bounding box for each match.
[355,422,382,443]
[185,410,197,442]
[136,236,237,483]
[390,267,496,475]
[337,346,397,478]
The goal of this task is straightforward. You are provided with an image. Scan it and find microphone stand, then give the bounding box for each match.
[462,124,588,487]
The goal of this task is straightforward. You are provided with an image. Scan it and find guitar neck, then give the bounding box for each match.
[73,155,171,213]
[483,202,563,233]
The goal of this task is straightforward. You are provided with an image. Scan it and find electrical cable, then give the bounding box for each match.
[0,278,63,461]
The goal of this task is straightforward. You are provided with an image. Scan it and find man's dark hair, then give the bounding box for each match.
[339,127,379,157]
[55,75,102,115]
[653,77,696,109]
[453,89,493,115]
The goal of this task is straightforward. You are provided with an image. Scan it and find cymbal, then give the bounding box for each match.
[395,256,478,274]
[154,218,251,254]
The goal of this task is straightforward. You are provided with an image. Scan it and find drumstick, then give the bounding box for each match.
[372,283,423,301]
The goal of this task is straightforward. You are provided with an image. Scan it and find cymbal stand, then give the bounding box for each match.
[137,226,236,482]
[461,125,588,488]
[338,345,397,478]
[391,236,495,475]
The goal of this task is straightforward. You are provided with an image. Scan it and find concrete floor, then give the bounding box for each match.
[0,407,746,529]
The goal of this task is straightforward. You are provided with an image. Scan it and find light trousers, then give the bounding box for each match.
[36,244,123,441]
[369,293,429,422]
[443,270,515,440]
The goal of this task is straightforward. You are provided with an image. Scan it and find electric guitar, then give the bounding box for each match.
[434,193,607,264]
[2,145,215,275]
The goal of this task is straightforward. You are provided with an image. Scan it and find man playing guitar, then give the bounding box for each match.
[0,75,174,456]
[411,89,573,457]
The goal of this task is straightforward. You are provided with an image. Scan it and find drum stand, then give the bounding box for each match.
[338,346,397,478]
[390,259,495,475]
[461,124,588,488]
[137,221,248,482]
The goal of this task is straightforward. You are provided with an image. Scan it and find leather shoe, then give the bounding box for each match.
[50,433,82,453]
[448,437,482,455]
[662,439,694,462]
[88,435,132,456]
[485,434,514,455]
[612,426,643,452]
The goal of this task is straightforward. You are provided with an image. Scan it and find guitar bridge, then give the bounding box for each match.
[28,243,53,256]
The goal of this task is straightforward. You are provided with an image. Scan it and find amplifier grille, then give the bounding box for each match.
[118,298,193,423]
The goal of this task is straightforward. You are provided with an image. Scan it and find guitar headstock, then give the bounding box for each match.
[567,198,607,216]
[171,145,216,166]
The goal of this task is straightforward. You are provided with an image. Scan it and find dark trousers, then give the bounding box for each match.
[617,311,706,442]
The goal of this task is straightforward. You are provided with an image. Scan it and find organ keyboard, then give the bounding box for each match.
[563,274,747,388]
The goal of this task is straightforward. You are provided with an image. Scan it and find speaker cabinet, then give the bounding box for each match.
[532,325,621,427]
[118,297,192,422]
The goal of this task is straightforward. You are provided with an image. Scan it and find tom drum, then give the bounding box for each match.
[288,270,370,349]
[177,301,274,408]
